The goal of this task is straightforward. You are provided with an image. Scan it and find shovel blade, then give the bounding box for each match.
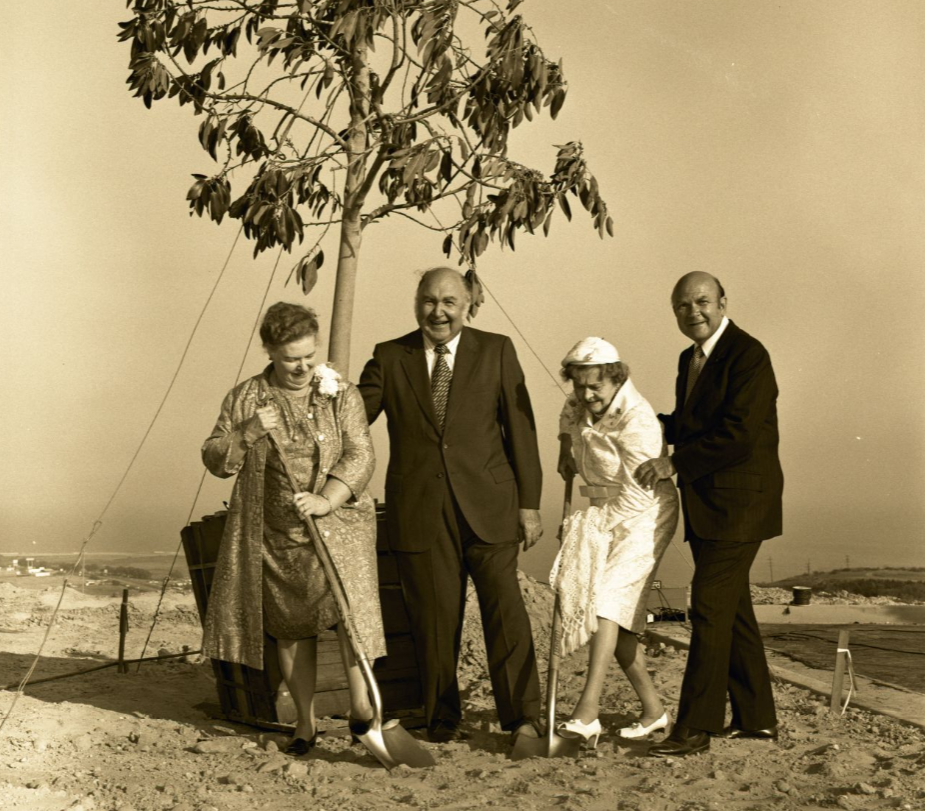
[510,731,582,761]
[357,720,436,770]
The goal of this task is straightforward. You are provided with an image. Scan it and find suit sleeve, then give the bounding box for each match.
[658,350,686,446]
[671,341,777,484]
[357,345,385,426]
[658,412,677,445]
[499,337,543,509]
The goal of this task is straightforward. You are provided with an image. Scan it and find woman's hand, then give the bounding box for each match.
[557,434,578,481]
[293,491,332,520]
[558,452,578,480]
[243,405,279,445]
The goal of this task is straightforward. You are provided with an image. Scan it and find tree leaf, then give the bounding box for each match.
[550,88,566,120]
[542,212,553,237]
[558,193,572,221]
[300,254,320,294]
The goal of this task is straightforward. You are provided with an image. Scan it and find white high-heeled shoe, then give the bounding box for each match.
[556,718,603,749]
[617,712,669,740]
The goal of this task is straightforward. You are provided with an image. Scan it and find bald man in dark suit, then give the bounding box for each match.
[358,267,542,744]
[637,272,783,757]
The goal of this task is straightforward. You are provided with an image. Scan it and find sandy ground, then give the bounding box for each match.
[1,576,924,811]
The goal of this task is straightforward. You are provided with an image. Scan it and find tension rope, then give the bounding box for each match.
[135,243,286,669]
[0,224,245,734]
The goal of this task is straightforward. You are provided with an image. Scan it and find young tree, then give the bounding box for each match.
[120,0,611,371]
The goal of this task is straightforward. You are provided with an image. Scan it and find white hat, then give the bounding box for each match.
[561,337,620,367]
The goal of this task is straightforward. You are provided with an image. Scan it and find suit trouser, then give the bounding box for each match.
[675,536,777,733]
[392,488,541,731]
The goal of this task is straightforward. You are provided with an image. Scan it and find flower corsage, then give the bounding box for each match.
[313,363,342,401]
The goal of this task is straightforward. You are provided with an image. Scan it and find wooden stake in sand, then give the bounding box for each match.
[830,629,853,714]
[118,589,129,674]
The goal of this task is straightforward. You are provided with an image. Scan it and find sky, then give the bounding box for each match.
[2,1,923,587]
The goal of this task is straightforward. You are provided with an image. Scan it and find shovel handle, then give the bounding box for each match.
[547,474,574,741]
[562,473,574,523]
[266,432,384,727]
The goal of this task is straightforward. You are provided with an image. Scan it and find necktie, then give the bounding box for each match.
[431,344,452,428]
[685,345,705,403]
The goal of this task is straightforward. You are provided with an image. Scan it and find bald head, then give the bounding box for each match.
[672,272,725,302]
[671,272,727,345]
[415,267,471,344]
[417,267,468,295]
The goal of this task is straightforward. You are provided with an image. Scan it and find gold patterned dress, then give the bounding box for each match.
[261,384,339,639]
[201,365,386,669]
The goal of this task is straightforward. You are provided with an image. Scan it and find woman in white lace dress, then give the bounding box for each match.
[552,337,679,747]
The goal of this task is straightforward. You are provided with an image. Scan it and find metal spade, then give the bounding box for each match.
[511,476,581,761]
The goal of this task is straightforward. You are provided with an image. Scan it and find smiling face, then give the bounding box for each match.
[415,269,470,345]
[267,333,317,391]
[571,366,622,418]
[671,272,727,345]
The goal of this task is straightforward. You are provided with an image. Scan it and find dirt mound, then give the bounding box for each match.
[2,572,924,811]
[751,585,914,607]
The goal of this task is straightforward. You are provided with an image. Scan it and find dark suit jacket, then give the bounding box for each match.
[660,320,783,542]
[358,327,542,552]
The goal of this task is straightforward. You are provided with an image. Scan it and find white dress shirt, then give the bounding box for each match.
[423,330,462,378]
[699,315,730,359]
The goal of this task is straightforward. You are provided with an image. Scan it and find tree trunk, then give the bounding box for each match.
[329,209,362,373]
[327,41,370,376]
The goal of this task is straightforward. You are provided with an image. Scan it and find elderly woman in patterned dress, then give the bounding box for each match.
[551,337,679,748]
[201,302,385,756]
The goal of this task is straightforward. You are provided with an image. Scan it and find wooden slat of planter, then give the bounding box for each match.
[316,634,417,667]
[314,679,424,718]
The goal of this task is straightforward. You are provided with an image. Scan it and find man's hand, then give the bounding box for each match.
[518,509,543,551]
[635,457,676,489]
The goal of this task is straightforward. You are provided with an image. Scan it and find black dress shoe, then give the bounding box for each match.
[348,715,372,744]
[648,725,710,758]
[428,719,469,743]
[713,724,778,741]
[284,732,318,756]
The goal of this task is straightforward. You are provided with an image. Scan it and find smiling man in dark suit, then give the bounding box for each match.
[636,271,783,757]
[358,267,543,744]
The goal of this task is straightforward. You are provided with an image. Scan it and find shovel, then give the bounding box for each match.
[269,434,435,770]
[511,475,581,761]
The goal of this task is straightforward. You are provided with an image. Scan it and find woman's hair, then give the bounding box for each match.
[560,361,630,386]
[260,302,319,348]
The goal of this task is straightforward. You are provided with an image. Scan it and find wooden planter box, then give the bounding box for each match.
[181,504,423,730]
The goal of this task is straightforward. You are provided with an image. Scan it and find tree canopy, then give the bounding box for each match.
[119,0,611,367]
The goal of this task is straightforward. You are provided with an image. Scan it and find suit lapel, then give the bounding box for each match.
[682,320,738,414]
[399,331,441,430]
[443,328,479,430]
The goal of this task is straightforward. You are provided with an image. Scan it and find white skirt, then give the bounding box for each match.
[551,492,678,655]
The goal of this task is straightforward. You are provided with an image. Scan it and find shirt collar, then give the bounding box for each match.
[581,377,643,426]
[423,329,463,355]
[610,377,643,415]
[698,315,730,359]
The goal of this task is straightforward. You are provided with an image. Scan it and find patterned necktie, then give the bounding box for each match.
[431,344,452,428]
[685,345,705,403]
